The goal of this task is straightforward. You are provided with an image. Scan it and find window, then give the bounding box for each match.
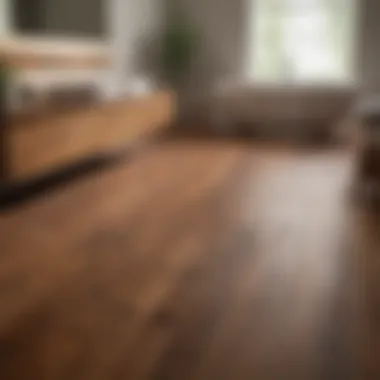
[249,0,357,84]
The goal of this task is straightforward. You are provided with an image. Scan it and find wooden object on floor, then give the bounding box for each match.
[360,144,380,184]
[215,86,354,142]
[4,51,110,70]
[355,99,380,190]
[3,91,174,182]
[0,140,361,379]
[358,112,380,186]
[0,37,110,70]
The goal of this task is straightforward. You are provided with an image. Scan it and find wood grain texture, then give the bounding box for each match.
[0,138,368,379]
[7,91,174,181]
[2,50,110,70]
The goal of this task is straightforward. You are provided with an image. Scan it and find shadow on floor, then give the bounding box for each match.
[0,155,120,212]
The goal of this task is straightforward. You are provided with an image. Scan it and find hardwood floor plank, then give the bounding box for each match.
[0,139,367,380]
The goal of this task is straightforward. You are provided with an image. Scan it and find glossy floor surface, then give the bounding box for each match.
[0,139,374,379]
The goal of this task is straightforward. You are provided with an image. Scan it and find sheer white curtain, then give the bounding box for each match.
[249,0,357,84]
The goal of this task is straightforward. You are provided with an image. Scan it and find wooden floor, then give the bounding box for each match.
[0,137,375,379]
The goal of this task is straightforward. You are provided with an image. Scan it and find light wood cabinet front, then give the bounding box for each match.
[8,91,174,181]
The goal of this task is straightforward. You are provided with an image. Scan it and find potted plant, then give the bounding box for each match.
[160,5,199,126]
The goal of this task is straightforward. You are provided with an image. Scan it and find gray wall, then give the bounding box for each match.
[45,0,105,37]
[173,0,247,104]
[358,0,380,94]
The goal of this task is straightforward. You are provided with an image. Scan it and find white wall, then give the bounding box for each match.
[0,0,11,36]
[108,0,164,97]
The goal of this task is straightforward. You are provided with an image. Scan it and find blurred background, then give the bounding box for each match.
[0,1,379,379]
